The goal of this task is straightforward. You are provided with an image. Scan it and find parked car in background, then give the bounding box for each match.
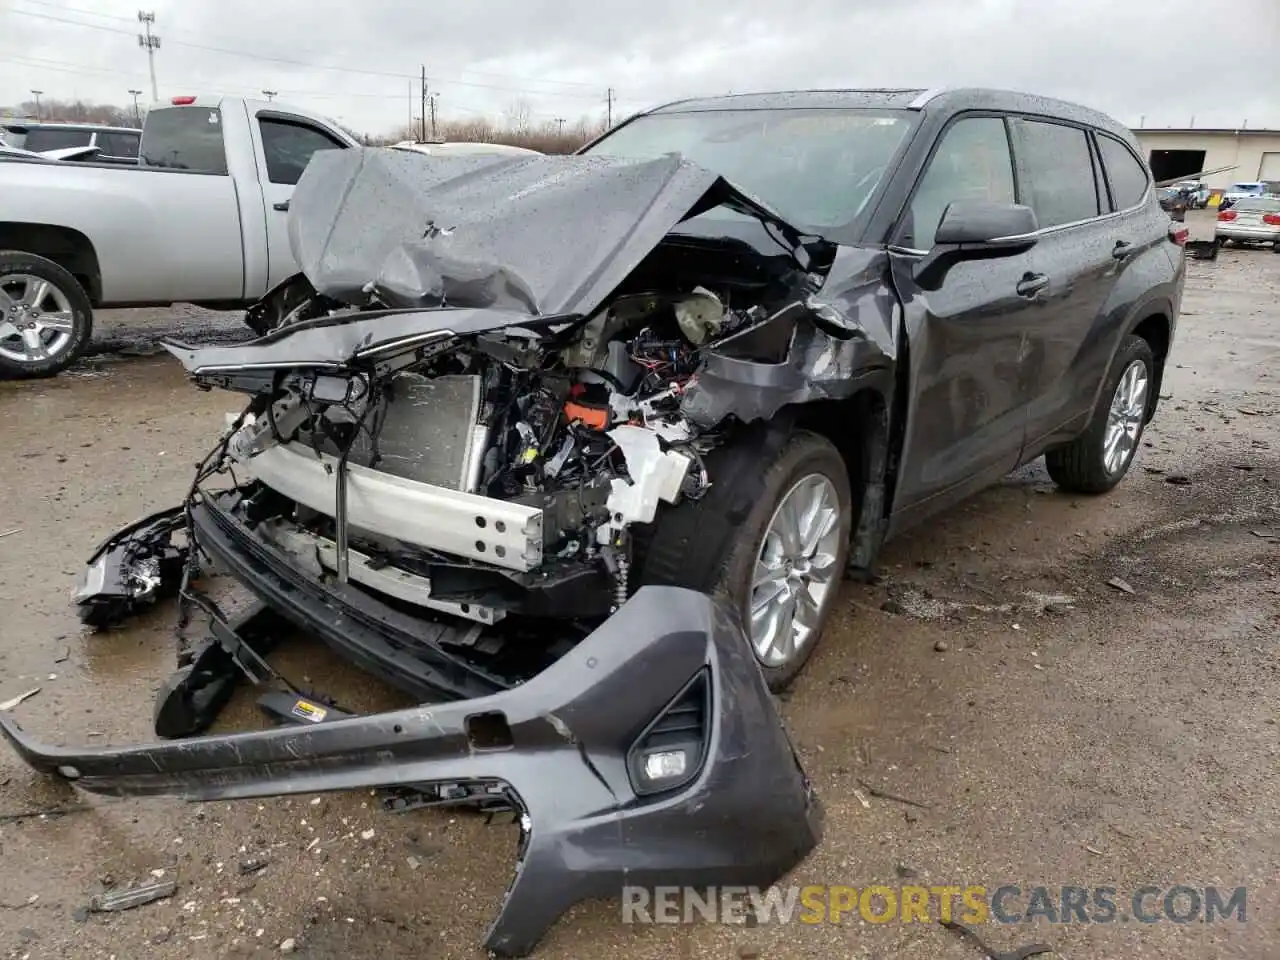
[1220,181,1267,209]
[1215,196,1280,247]
[1172,179,1209,208]
[0,95,357,377]
[1,121,141,165]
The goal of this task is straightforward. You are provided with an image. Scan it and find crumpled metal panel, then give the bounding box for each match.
[680,246,899,427]
[286,147,789,318]
[0,586,822,957]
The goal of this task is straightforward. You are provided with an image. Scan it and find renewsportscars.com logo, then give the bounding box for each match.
[621,884,1248,926]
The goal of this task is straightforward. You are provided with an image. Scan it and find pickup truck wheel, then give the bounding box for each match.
[0,252,93,378]
[637,430,852,692]
[1045,334,1154,494]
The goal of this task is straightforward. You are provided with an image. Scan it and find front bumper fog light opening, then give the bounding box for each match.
[627,668,710,796]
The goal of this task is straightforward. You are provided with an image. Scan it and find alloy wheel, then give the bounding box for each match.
[1103,359,1148,475]
[0,274,78,366]
[749,473,843,668]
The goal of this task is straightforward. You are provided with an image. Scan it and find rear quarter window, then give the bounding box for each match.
[1012,119,1101,229]
[1096,134,1150,210]
[140,107,228,174]
[96,131,140,158]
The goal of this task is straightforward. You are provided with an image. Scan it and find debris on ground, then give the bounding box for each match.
[1250,529,1277,539]
[857,780,931,810]
[87,879,177,913]
[0,687,40,711]
[1166,474,1193,485]
[1106,577,1136,595]
[0,805,92,826]
[0,528,20,539]
[933,639,949,652]
[238,858,269,876]
[279,937,298,953]
[941,919,1053,960]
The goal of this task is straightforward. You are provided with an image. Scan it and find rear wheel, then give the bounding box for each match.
[0,251,93,378]
[638,430,853,691]
[1045,334,1154,494]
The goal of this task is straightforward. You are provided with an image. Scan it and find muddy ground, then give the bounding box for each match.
[0,231,1277,959]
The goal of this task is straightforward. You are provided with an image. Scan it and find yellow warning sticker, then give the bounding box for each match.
[291,700,328,723]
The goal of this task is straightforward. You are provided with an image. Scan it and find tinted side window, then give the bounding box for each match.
[1096,134,1150,209]
[258,119,345,185]
[96,131,140,157]
[1012,119,1100,228]
[140,107,228,173]
[905,116,1016,248]
[24,128,92,151]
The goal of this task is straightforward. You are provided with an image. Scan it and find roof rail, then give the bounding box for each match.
[907,88,946,109]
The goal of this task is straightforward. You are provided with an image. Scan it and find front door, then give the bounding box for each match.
[887,114,1040,517]
[253,115,348,291]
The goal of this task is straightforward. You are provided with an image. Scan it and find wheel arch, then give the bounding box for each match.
[0,223,101,304]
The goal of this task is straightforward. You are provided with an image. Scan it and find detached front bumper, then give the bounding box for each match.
[0,584,822,956]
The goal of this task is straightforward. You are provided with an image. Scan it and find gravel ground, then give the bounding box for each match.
[0,228,1277,959]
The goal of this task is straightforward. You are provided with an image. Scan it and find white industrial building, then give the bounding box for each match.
[1133,127,1280,188]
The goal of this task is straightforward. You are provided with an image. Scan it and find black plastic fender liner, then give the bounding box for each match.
[0,586,823,957]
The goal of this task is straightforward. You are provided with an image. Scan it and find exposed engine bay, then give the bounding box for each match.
[220,273,807,631]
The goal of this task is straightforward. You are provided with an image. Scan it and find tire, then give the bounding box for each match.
[0,251,93,378]
[1045,334,1155,494]
[638,429,853,691]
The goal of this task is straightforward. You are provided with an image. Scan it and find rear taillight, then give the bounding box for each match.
[1168,223,1188,246]
[171,96,196,105]
[1217,210,1237,221]
[1263,214,1280,226]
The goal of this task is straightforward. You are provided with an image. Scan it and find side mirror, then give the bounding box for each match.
[913,200,1040,290]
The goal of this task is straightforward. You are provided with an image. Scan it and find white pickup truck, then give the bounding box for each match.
[0,95,359,377]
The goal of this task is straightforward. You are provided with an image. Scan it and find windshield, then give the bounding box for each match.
[1229,183,1264,193]
[581,107,914,232]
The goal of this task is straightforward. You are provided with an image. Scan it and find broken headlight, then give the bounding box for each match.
[626,668,710,796]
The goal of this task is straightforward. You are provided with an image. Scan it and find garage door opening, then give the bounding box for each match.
[1148,149,1207,183]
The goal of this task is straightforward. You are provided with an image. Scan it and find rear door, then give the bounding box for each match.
[1010,117,1124,451]
[251,114,348,291]
[887,114,1040,515]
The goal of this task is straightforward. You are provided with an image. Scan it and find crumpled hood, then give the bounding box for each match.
[285,146,801,317]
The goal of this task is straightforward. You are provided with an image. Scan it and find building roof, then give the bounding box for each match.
[1135,127,1280,136]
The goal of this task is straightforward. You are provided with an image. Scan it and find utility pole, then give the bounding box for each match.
[128,89,142,125]
[30,90,42,120]
[606,87,614,128]
[420,65,427,142]
[137,11,160,103]
[428,92,439,140]
[262,90,276,101]
[555,117,565,135]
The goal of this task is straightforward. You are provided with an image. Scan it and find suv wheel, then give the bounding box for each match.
[638,430,852,691]
[1045,334,1154,494]
[0,251,94,378]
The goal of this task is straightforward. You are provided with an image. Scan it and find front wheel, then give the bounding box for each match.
[639,430,853,691]
[0,251,94,378]
[1045,334,1154,494]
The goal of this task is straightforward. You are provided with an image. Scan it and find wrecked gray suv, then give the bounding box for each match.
[3,87,1184,955]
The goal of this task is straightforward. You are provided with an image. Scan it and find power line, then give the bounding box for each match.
[16,0,604,90]
[9,4,609,99]
[0,52,590,119]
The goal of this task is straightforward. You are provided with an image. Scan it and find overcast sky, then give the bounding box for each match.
[3,0,1278,134]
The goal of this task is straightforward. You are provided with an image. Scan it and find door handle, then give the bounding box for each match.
[1112,240,1133,260]
[273,200,290,212]
[1016,273,1049,298]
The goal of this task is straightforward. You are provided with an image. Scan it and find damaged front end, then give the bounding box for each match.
[1,587,822,956]
[3,148,892,954]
